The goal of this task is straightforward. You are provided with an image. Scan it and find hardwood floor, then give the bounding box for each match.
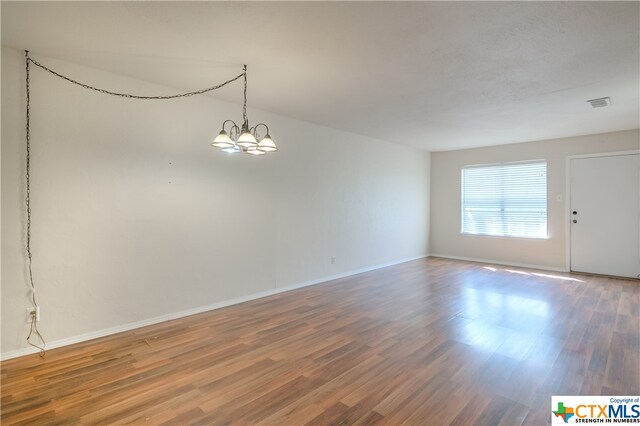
[2,257,638,425]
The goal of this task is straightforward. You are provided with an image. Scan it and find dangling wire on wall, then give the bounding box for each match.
[23,50,247,356]
[24,51,46,356]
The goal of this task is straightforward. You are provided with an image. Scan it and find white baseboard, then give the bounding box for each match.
[1,254,427,361]
[428,253,567,273]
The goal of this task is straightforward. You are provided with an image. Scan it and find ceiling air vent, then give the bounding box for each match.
[587,97,611,108]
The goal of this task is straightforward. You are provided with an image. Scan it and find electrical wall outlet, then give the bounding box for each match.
[331,256,336,264]
[26,306,40,323]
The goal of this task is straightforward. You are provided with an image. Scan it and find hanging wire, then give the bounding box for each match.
[22,50,247,356]
[25,50,46,356]
[26,55,246,100]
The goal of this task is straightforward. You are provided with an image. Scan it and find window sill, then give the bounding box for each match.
[460,232,550,241]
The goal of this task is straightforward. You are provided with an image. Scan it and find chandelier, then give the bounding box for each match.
[211,65,277,155]
[22,52,277,355]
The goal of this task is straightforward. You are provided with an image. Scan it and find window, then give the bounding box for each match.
[461,161,547,239]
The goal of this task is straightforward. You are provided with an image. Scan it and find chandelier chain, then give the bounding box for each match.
[26,55,246,100]
[21,50,251,354]
[20,51,261,353]
[24,50,46,356]
[243,65,248,125]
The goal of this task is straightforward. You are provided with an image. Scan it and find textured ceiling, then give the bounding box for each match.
[2,1,639,151]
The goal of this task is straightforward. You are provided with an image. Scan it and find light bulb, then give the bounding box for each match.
[221,144,240,153]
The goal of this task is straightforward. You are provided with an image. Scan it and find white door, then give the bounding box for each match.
[570,153,640,279]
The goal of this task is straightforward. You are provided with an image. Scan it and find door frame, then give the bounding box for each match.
[564,150,640,273]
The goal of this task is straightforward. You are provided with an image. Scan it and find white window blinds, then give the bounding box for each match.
[462,161,547,239]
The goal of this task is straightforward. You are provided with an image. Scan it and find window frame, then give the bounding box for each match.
[460,159,549,240]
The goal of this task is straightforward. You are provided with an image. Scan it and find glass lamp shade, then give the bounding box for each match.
[212,130,234,148]
[237,130,258,148]
[221,144,241,153]
[257,135,278,152]
[246,147,266,155]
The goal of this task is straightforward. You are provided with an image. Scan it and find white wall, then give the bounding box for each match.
[430,129,639,270]
[1,47,430,357]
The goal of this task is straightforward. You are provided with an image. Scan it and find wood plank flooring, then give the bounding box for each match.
[2,257,638,425]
